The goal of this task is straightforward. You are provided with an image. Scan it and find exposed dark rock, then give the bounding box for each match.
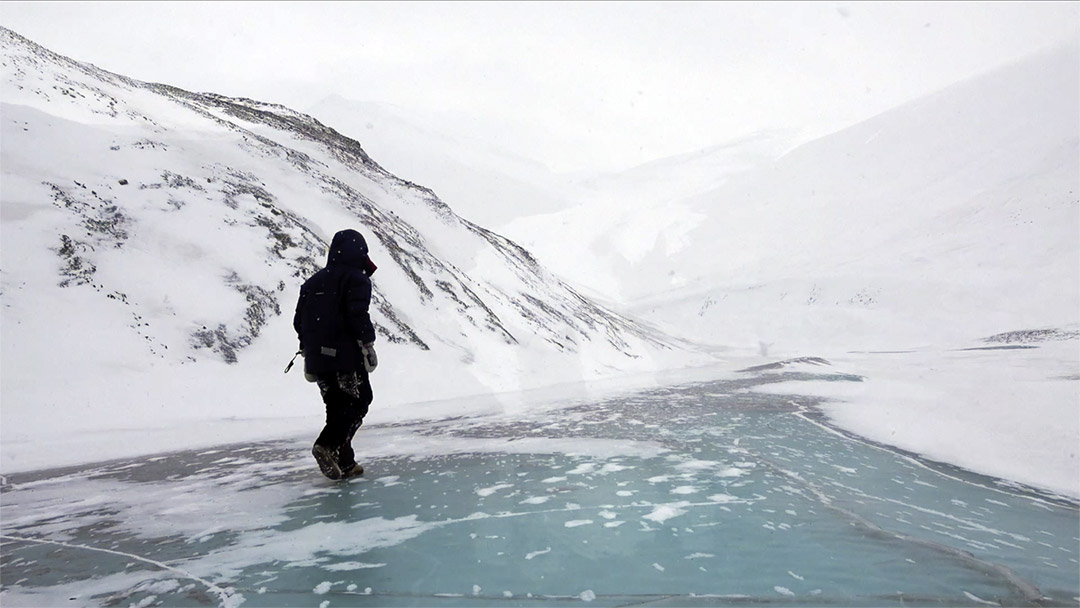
[54,234,96,287]
[738,357,832,373]
[983,328,1080,344]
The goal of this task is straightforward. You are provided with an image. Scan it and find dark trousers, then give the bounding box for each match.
[314,370,372,468]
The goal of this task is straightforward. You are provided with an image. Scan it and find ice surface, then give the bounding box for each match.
[2,370,1076,607]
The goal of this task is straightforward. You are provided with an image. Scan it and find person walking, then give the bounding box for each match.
[293,228,379,480]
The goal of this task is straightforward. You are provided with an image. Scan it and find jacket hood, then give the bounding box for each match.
[327,229,376,274]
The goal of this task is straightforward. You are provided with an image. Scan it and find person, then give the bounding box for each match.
[293,228,379,480]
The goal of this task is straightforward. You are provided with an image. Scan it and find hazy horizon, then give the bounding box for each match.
[2,2,1077,173]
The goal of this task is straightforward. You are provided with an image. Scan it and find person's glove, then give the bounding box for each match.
[360,342,378,373]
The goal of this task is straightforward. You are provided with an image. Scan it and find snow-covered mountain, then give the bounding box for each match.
[0,27,703,472]
[514,42,1080,355]
[306,96,580,230]
[501,131,795,303]
[307,97,796,305]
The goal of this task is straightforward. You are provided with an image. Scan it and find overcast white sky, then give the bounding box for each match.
[2,2,1077,173]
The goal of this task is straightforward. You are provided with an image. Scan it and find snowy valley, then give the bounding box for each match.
[1,21,1078,608]
[0,24,1077,498]
[0,26,1077,497]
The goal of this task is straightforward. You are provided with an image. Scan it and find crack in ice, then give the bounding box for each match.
[0,533,243,608]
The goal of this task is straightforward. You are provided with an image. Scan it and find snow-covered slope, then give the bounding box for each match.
[306,96,579,230]
[515,42,1080,355]
[501,131,794,303]
[656,41,1079,355]
[0,27,703,473]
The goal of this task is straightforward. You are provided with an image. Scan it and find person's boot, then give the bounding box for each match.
[340,463,364,479]
[312,444,343,480]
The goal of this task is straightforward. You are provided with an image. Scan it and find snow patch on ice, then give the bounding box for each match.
[567,463,596,475]
[643,502,691,523]
[675,459,721,471]
[476,483,514,497]
[322,562,386,571]
[525,547,551,560]
[964,591,999,605]
[707,493,741,503]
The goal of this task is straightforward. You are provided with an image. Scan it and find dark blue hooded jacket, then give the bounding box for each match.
[293,229,377,374]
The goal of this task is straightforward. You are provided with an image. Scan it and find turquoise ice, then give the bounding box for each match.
[2,370,1077,606]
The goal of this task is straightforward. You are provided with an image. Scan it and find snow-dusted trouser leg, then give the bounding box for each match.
[314,370,372,469]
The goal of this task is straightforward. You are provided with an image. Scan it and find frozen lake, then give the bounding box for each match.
[2,367,1078,607]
